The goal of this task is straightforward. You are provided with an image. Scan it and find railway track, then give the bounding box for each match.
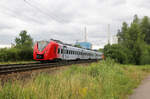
[0,60,97,75]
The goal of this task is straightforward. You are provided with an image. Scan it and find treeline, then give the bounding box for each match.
[104,15,150,65]
[0,30,33,62]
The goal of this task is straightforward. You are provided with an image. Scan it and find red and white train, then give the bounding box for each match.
[33,39,103,62]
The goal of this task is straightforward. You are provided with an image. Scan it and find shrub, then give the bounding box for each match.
[18,47,33,60]
[140,45,150,65]
[0,47,33,62]
[104,44,130,64]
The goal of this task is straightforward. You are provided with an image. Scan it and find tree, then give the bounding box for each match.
[140,16,150,44]
[133,14,139,24]
[127,22,145,64]
[117,22,128,44]
[15,30,33,48]
[107,15,149,65]
[15,30,33,60]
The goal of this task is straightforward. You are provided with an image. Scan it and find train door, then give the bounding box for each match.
[63,46,68,60]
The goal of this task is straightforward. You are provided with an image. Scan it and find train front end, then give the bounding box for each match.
[33,40,59,61]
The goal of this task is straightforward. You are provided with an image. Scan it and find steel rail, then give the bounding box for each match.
[0,60,97,75]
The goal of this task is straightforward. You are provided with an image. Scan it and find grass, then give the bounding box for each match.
[0,59,150,99]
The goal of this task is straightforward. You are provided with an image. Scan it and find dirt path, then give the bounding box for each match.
[129,76,150,99]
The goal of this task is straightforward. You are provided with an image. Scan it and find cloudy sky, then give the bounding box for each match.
[0,0,150,49]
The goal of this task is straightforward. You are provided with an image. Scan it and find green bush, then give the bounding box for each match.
[104,44,131,64]
[18,47,33,60]
[0,47,33,62]
[140,45,150,65]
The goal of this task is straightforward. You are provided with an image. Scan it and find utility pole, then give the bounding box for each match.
[108,24,111,44]
[84,26,87,42]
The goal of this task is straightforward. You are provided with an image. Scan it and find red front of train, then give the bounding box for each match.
[33,40,60,61]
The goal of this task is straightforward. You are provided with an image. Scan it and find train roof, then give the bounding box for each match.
[50,39,102,53]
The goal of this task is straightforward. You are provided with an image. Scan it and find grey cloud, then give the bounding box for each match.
[0,24,12,30]
[0,34,15,45]
[111,0,126,6]
[137,0,150,9]
[0,0,150,49]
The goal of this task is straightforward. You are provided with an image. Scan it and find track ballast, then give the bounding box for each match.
[0,60,98,75]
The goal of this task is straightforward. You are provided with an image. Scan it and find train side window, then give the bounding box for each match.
[58,48,60,54]
[63,50,65,54]
[61,49,63,54]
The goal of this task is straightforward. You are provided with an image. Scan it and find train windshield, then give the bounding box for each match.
[37,41,49,51]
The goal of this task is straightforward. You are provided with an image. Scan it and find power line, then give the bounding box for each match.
[31,0,70,23]
[0,4,46,24]
[24,0,67,23]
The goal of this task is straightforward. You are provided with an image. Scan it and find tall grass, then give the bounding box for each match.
[0,59,149,99]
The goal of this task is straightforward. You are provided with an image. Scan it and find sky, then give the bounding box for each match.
[0,0,150,49]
